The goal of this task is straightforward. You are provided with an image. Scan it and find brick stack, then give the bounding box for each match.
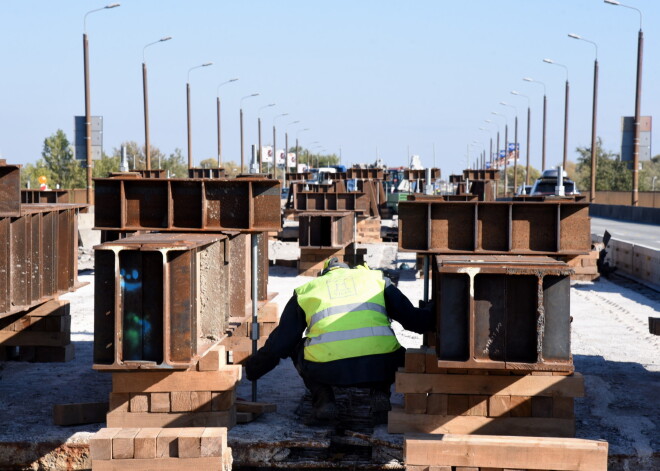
[389,347,583,438]
[0,300,74,362]
[356,215,382,243]
[90,427,232,471]
[106,345,240,429]
[298,244,366,276]
[404,433,608,471]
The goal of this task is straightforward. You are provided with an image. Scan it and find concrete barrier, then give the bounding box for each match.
[589,204,660,225]
[594,233,660,290]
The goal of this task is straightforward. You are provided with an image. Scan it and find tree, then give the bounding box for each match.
[505,164,541,192]
[93,152,120,178]
[575,138,632,191]
[21,130,86,189]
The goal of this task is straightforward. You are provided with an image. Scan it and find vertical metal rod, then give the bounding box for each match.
[562,80,569,168]
[251,234,259,402]
[525,106,530,185]
[217,97,222,168]
[273,125,277,179]
[504,124,508,196]
[423,255,430,304]
[542,94,547,171]
[258,117,262,173]
[240,108,245,173]
[632,29,643,207]
[285,132,289,173]
[83,33,93,204]
[590,59,599,202]
[143,62,151,170]
[513,115,519,193]
[187,82,192,169]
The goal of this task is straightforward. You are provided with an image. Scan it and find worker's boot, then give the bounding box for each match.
[369,388,391,425]
[310,385,337,422]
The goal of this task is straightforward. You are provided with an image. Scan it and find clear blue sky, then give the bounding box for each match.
[1,0,658,176]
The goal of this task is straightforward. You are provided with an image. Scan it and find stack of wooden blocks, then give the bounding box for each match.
[298,245,366,276]
[90,426,232,471]
[221,298,279,364]
[356,216,382,243]
[561,248,600,282]
[389,347,584,438]
[404,433,608,471]
[107,345,241,428]
[0,299,74,362]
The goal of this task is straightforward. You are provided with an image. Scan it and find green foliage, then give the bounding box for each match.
[21,130,85,189]
[575,138,634,191]
[505,164,541,192]
[290,146,339,169]
[93,153,120,178]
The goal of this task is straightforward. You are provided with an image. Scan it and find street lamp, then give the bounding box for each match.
[484,119,500,168]
[500,102,519,194]
[82,3,120,204]
[257,103,276,172]
[543,58,570,168]
[478,129,491,169]
[186,62,213,169]
[142,36,171,170]
[296,128,310,169]
[216,78,238,168]
[511,91,531,185]
[239,93,259,173]
[285,120,300,173]
[604,0,644,206]
[272,113,288,179]
[569,33,599,203]
[523,77,547,171]
[491,111,508,196]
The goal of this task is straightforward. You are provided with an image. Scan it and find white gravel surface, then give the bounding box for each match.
[0,243,658,465]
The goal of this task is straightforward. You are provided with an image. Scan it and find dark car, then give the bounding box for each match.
[530,169,579,196]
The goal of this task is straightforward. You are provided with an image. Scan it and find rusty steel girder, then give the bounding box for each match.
[404,168,441,181]
[0,161,21,217]
[94,233,231,371]
[463,169,501,181]
[449,174,465,184]
[347,168,384,180]
[432,255,574,372]
[0,204,84,319]
[398,200,591,255]
[298,211,355,249]
[469,180,498,201]
[286,172,312,182]
[94,176,281,233]
[188,168,226,179]
[294,191,369,214]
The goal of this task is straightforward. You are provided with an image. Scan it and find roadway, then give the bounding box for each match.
[591,216,660,249]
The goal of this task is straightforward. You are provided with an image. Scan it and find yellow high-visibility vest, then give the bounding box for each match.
[295,266,401,362]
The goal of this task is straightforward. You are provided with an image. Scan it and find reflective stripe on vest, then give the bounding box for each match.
[295,267,401,363]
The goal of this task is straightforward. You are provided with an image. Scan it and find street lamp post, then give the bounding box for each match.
[484,119,500,169]
[143,36,171,170]
[257,104,276,173]
[491,112,508,196]
[604,0,643,206]
[296,128,310,169]
[523,77,547,171]
[186,62,213,169]
[285,120,300,173]
[511,91,531,185]
[240,93,259,173]
[569,33,599,203]
[500,102,519,194]
[83,3,120,204]
[216,78,238,168]
[272,113,288,180]
[544,58,570,168]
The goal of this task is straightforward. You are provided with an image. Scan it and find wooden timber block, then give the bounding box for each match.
[106,408,237,429]
[201,427,227,457]
[111,367,242,393]
[134,428,160,459]
[405,348,427,373]
[388,406,575,437]
[235,400,277,414]
[92,457,225,471]
[649,317,660,335]
[149,392,170,413]
[404,393,428,414]
[258,302,279,323]
[212,389,236,411]
[112,428,140,459]
[90,428,121,460]
[53,401,108,426]
[129,394,150,412]
[403,433,608,471]
[394,372,584,397]
[177,428,203,458]
[33,344,75,362]
[0,330,70,347]
[196,344,226,371]
[156,428,182,458]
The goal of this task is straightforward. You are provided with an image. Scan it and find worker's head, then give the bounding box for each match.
[321,257,349,275]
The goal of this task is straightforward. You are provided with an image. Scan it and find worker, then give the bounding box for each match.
[245,257,434,424]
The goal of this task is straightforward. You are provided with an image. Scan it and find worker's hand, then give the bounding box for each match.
[245,351,279,381]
